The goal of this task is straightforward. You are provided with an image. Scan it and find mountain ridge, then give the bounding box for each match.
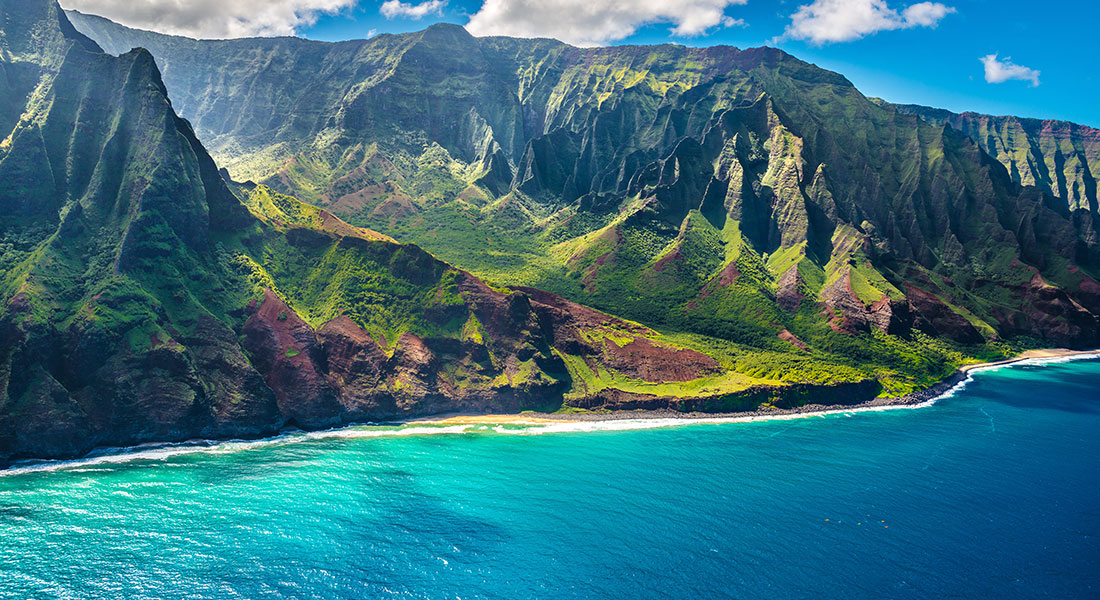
[880,100,1099,212]
[2,3,1099,465]
[63,11,1100,349]
[65,8,1100,347]
[8,1,886,466]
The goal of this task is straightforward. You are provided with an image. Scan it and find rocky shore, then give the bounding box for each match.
[6,349,1098,471]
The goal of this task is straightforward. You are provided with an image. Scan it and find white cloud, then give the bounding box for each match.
[980,54,1040,87]
[901,1,953,26]
[781,0,955,45]
[60,0,355,38]
[380,0,447,20]
[464,0,748,47]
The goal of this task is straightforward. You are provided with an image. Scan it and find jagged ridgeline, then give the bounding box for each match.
[67,10,1100,351]
[6,1,886,465]
[884,102,1100,213]
[1,0,1097,465]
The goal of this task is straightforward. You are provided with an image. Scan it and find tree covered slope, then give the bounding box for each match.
[4,1,899,466]
[66,11,1100,358]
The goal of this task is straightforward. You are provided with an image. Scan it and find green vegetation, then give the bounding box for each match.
[66,10,1100,404]
[554,349,776,400]
[3,3,1100,467]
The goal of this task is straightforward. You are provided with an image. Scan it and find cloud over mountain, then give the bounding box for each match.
[781,0,954,45]
[980,54,1040,87]
[380,0,447,20]
[60,0,355,38]
[464,0,747,47]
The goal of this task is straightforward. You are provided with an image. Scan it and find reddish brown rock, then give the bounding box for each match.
[318,316,392,415]
[819,270,872,333]
[820,269,912,335]
[601,338,719,382]
[904,284,984,344]
[717,261,741,286]
[776,266,803,312]
[241,289,343,428]
[778,329,809,351]
[1016,274,1100,346]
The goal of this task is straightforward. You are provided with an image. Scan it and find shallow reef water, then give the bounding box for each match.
[2,358,1099,599]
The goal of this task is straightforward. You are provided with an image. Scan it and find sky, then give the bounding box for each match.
[58,0,1100,127]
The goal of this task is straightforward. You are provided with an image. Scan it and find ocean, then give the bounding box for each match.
[1,357,1098,599]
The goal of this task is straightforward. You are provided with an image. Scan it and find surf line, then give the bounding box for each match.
[4,351,1098,477]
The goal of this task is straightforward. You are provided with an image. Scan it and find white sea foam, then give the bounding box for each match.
[5,352,1096,477]
[0,425,491,477]
[299,424,477,440]
[934,352,1100,403]
[0,437,290,477]
[932,352,1100,401]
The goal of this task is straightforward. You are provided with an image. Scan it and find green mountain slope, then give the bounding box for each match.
[5,2,901,466]
[66,11,1100,360]
[3,5,1096,464]
[884,102,1099,213]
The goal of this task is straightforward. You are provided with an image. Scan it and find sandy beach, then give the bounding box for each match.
[410,348,1100,426]
[7,347,1098,475]
[957,348,1099,372]
[411,414,570,425]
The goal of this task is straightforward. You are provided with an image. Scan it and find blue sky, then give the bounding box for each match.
[61,0,1099,127]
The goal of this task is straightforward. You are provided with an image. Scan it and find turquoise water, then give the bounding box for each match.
[2,359,1099,599]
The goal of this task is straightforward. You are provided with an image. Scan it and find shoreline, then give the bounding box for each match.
[5,348,1098,474]
[956,348,1098,372]
[414,348,1100,426]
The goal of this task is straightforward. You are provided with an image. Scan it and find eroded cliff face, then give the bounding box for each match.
[64,12,1100,357]
[0,0,276,461]
[234,272,738,428]
[10,2,883,467]
[236,280,570,426]
[891,103,1100,213]
[6,3,1099,466]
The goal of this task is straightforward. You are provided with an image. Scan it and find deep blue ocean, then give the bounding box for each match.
[1,358,1098,599]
